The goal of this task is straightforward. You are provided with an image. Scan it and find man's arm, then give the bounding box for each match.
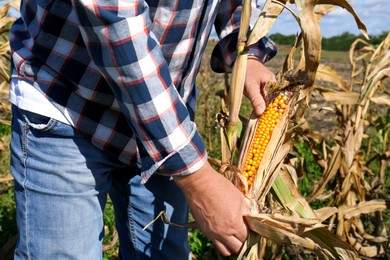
[70,0,207,179]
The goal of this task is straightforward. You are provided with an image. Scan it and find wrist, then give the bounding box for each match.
[173,162,213,192]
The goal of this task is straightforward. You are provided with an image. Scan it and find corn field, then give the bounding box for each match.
[0,0,389,259]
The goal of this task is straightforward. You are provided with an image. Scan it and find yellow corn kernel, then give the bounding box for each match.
[242,93,289,188]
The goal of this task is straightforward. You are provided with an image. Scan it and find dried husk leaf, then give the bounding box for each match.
[245,213,322,234]
[281,32,303,77]
[244,215,319,250]
[237,114,261,170]
[249,93,293,201]
[273,167,317,219]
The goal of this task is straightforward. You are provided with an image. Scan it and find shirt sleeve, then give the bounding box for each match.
[70,0,207,181]
[211,0,278,73]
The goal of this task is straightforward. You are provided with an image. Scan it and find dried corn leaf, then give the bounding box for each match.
[359,67,390,105]
[343,200,387,220]
[294,0,322,86]
[237,114,260,170]
[0,3,11,19]
[244,216,353,259]
[368,32,390,63]
[317,0,368,39]
[247,0,287,46]
[9,1,20,12]
[0,16,15,30]
[237,232,262,260]
[244,215,319,250]
[245,213,322,234]
[0,42,10,54]
[346,234,384,258]
[303,227,360,260]
[315,4,337,19]
[309,146,342,202]
[313,207,338,222]
[317,88,359,105]
[367,52,390,83]
[316,64,348,91]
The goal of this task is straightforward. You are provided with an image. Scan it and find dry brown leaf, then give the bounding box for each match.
[295,0,322,86]
[309,146,342,202]
[244,215,320,251]
[317,88,359,105]
[316,64,348,90]
[247,0,287,46]
[343,200,387,220]
[313,207,338,222]
[315,4,337,19]
[317,0,368,39]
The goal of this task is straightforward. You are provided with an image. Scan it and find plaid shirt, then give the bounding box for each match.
[10,0,277,182]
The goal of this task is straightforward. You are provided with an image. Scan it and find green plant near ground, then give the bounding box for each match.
[188,228,212,259]
[0,181,16,247]
[294,141,323,199]
[102,199,119,259]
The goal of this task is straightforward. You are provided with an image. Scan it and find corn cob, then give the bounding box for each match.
[242,93,288,188]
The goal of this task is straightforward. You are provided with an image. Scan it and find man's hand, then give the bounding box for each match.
[244,56,276,116]
[174,162,249,256]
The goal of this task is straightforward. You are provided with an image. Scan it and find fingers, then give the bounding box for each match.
[214,216,248,256]
[245,57,276,116]
[249,91,266,116]
[214,240,235,256]
[214,236,244,256]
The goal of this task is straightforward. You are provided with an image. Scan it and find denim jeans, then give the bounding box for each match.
[10,106,190,259]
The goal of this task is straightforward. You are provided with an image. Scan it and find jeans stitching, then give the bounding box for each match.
[127,202,139,259]
[21,119,31,259]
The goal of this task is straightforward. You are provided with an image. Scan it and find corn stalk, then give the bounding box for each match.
[0,1,17,124]
[307,33,390,258]
[217,0,387,259]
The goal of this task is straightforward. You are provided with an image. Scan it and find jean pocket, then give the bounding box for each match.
[20,108,57,132]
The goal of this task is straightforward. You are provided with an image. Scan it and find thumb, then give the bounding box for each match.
[247,83,266,116]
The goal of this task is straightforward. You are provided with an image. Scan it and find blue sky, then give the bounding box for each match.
[256,0,389,37]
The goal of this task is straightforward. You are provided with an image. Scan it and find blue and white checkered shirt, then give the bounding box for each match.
[9,0,277,182]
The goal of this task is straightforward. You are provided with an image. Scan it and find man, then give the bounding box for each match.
[9,0,277,259]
